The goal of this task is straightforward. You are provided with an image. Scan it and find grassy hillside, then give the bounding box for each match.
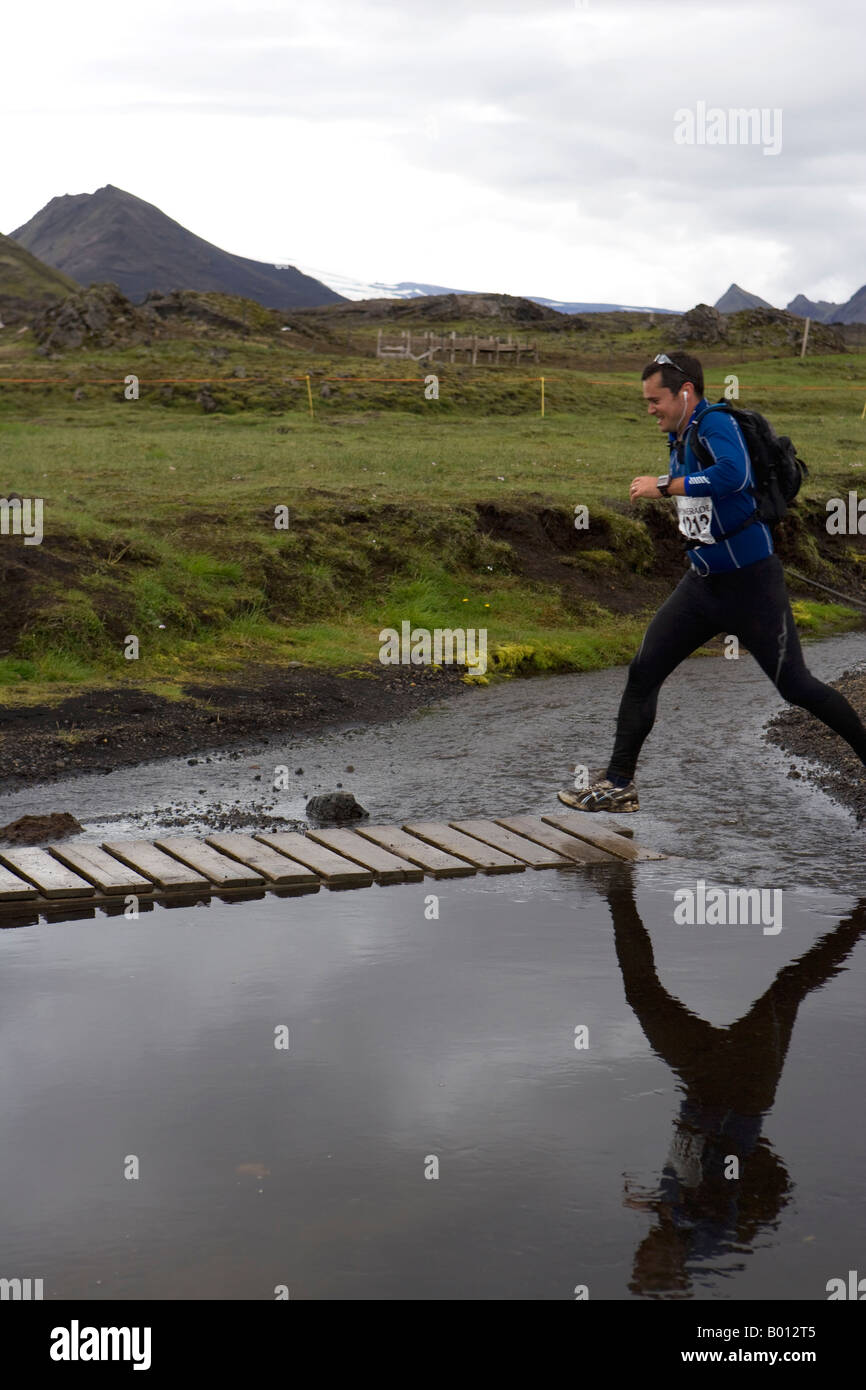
[0,232,78,311]
[0,311,864,705]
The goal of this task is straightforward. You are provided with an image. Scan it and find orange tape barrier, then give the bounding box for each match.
[0,374,863,391]
[0,374,543,385]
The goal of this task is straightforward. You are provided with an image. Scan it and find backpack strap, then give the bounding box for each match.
[683,512,759,550]
[682,403,759,548]
[685,401,734,470]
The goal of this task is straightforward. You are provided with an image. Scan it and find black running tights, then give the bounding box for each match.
[607,555,866,782]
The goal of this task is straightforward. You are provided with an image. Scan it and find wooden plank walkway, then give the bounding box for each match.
[355,825,476,878]
[540,813,666,863]
[102,841,210,890]
[49,843,153,895]
[154,837,265,888]
[449,819,572,869]
[205,834,319,886]
[0,847,95,899]
[494,816,613,864]
[306,828,424,884]
[402,822,525,874]
[0,813,664,922]
[254,832,374,887]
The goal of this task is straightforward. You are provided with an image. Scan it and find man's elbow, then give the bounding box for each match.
[708,466,751,500]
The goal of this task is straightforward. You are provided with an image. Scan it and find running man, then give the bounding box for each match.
[559,351,866,813]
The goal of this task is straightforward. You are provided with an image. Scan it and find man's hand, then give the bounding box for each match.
[629,475,662,501]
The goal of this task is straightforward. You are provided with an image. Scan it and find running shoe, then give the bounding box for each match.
[558,772,639,813]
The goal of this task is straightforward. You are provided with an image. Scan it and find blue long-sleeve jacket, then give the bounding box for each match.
[668,398,774,575]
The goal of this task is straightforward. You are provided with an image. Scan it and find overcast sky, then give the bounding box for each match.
[2,0,864,309]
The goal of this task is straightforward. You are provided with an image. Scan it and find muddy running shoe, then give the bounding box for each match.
[557,772,639,813]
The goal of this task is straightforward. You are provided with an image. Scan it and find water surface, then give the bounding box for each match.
[1,633,864,1299]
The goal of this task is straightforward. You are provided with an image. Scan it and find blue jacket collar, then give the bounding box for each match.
[667,396,709,445]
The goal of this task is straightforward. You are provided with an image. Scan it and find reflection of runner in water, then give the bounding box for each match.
[558,351,866,815]
[602,878,866,1297]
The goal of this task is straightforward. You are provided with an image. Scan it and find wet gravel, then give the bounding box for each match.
[766,665,866,822]
[0,663,469,793]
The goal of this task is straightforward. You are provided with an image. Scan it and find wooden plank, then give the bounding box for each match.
[305,829,423,884]
[0,862,40,901]
[155,837,265,888]
[49,843,153,895]
[254,832,373,887]
[0,879,318,923]
[402,822,525,875]
[102,841,210,890]
[449,819,572,869]
[566,813,635,839]
[0,847,95,899]
[355,825,476,879]
[495,816,614,864]
[205,834,319,886]
[541,812,665,862]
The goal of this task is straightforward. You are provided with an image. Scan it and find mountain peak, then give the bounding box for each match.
[11,186,344,310]
[714,283,774,313]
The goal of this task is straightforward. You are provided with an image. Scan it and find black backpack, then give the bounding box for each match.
[685,401,808,540]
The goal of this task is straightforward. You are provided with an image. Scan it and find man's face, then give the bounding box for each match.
[642,371,691,433]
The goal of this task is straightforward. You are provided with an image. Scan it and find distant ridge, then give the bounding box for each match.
[294,263,681,315]
[787,293,840,323]
[827,284,866,325]
[11,185,344,311]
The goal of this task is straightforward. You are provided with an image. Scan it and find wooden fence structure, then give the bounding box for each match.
[376,329,539,365]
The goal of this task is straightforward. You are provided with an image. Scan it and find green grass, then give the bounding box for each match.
[0,346,864,702]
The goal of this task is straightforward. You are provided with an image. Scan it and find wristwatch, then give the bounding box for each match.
[656,475,671,496]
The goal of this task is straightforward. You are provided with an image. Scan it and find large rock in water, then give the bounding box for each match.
[305,792,368,824]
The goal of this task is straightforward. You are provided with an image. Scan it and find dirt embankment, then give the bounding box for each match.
[765,667,866,822]
[1,500,864,793]
[0,665,469,792]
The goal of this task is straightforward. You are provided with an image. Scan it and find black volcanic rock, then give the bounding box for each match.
[12,184,345,310]
[305,792,368,823]
[31,282,150,350]
[670,303,729,344]
[30,282,300,352]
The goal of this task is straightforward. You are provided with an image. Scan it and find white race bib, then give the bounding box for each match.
[675,494,715,546]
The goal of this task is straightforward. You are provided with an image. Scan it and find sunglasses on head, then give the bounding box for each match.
[653,353,686,374]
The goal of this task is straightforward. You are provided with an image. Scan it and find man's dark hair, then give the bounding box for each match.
[641,352,704,397]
